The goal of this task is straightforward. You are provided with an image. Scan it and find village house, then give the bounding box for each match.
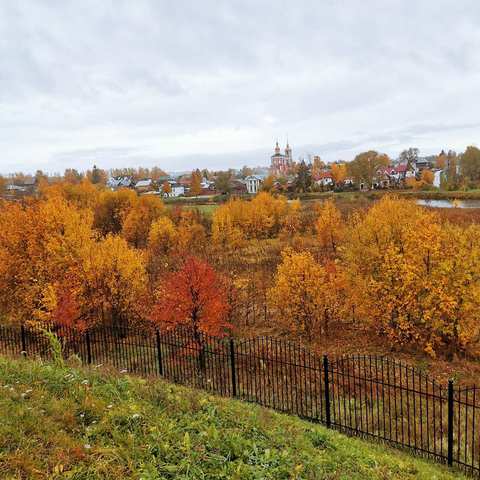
[231,179,248,194]
[162,180,185,198]
[415,156,435,171]
[245,175,265,194]
[314,171,334,188]
[107,176,134,190]
[134,179,154,193]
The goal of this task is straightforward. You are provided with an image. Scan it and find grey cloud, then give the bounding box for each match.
[1,0,480,174]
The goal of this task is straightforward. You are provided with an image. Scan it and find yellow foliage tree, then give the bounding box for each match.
[122,195,165,248]
[421,169,434,185]
[342,196,480,357]
[79,235,147,328]
[40,179,100,210]
[281,199,302,237]
[148,217,177,257]
[211,203,245,249]
[268,249,324,339]
[94,188,137,236]
[0,197,94,326]
[331,163,347,187]
[315,199,345,254]
[212,192,292,245]
[190,170,202,196]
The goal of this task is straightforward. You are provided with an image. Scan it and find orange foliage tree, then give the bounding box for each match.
[150,257,232,369]
[94,188,137,236]
[331,163,347,187]
[122,195,165,248]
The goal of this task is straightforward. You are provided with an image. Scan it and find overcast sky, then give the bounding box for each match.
[1,1,480,174]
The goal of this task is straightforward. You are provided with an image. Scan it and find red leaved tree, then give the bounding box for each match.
[150,256,232,370]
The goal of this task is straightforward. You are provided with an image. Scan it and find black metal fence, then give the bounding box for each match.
[1,323,479,476]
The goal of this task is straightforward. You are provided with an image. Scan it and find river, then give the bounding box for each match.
[416,199,480,209]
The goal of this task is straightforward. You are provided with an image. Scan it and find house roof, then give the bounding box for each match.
[378,167,396,176]
[395,164,409,173]
[245,175,266,181]
[108,176,133,187]
[316,171,333,179]
[135,179,152,188]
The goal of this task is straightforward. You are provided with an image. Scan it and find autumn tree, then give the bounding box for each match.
[211,199,245,250]
[212,192,291,244]
[122,195,166,248]
[330,163,347,187]
[315,199,345,254]
[281,199,302,237]
[40,178,100,210]
[261,175,275,193]
[150,166,168,181]
[347,151,390,189]
[175,213,207,254]
[443,150,459,189]
[247,192,289,238]
[421,169,434,185]
[341,195,480,357]
[64,168,83,184]
[148,216,176,253]
[268,248,324,340]
[79,235,147,328]
[461,146,480,185]
[87,165,107,185]
[436,150,447,170]
[150,257,232,370]
[162,181,172,196]
[311,156,326,178]
[0,196,95,327]
[94,188,137,236]
[190,169,203,196]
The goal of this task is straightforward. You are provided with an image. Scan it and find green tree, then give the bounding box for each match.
[347,151,390,189]
[215,171,233,194]
[294,160,312,193]
[88,165,107,185]
[461,146,480,184]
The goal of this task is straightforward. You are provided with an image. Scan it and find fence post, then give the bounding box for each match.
[323,355,331,428]
[86,331,92,364]
[156,330,164,376]
[230,338,237,398]
[20,325,27,355]
[447,379,454,467]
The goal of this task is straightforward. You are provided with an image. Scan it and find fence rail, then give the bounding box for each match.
[0,324,479,476]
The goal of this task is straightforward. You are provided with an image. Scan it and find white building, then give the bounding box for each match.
[163,181,185,197]
[245,175,264,194]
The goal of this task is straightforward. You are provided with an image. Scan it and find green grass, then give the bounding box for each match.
[0,356,466,479]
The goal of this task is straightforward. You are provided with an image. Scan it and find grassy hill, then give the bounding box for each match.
[0,355,466,479]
